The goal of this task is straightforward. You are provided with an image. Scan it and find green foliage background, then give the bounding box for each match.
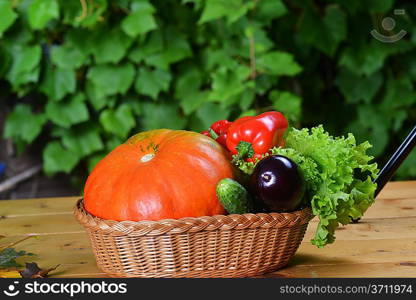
[1,0,415,183]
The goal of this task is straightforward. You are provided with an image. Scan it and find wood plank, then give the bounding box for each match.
[304,216,416,241]
[362,197,416,219]
[0,197,79,217]
[376,181,416,200]
[365,181,416,219]
[0,214,84,236]
[363,198,416,219]
[266,262,416,278]
[294,239,416,266]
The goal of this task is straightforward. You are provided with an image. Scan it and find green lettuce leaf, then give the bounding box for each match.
[286,126,378,247]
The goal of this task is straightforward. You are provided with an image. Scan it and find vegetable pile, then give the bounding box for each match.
[84,110,378,248]
[202,112,378,248]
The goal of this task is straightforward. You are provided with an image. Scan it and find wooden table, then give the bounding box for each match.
[1,181,415,278]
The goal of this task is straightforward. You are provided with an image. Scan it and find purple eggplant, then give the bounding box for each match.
[250,155,304,212]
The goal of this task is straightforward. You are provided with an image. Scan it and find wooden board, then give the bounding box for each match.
[1,181,415,278]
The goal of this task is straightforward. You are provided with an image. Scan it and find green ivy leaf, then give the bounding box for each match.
[51,43,87,69]
[4,104,46,143]
[60,0,83,25]
[338,41,411,76]
[43,141,80,174]
[9,68,40,94]
[45,93,89,128]
[85,83,116,111]
[381,76,416,110]
[325,0,357,13]
[257,51,302,76]
[28,0,60,30]
[60,0,108,27]
[255,74,276,95]
[195,102,231,129]
[123,96,142,115]
[348,106,389,156]
[87,63,135,99]
[140,102,187,130]
[61,124,104,157]
[128,30,163,63]
[180,91,209,115]
[366,0,394,13]
[298,5,346,56]
[6,44,41,88]
[239,88,255,110]
[40,65,76,101]
[175,67,207,114]
[135,67,172,99]
[99,104,136,138]
[335,69,383,103]
[270,91,302,123]
[175,68,202,100]
[121,0,157,37]
[255,0,287,23]
[340,46,382,76]
[0,0,17,37]
[199,0,251,24]
[203,49,237,70]
[91,26,134,64]
[121,11,156,37]
[144,27,192,69]
[166,37,193,64]
[243,24,274,55]
[322,5,347,55]
[66,28,95,55]
[209,67,248,104]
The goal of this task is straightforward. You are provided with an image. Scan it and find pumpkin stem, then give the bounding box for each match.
[140,153,155,163]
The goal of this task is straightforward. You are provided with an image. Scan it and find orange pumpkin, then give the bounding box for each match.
[83,129,235,221]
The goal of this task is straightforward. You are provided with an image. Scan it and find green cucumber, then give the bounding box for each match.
[216,178,252,214]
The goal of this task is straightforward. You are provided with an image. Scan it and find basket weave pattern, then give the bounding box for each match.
[74,199,313,278]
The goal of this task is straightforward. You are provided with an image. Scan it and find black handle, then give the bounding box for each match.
[373,126,416,197]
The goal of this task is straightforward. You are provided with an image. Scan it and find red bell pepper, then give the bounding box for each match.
[200,120,232,147]
[226,111,288,160]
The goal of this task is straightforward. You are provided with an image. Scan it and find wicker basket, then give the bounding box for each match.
[74,199,314,278]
